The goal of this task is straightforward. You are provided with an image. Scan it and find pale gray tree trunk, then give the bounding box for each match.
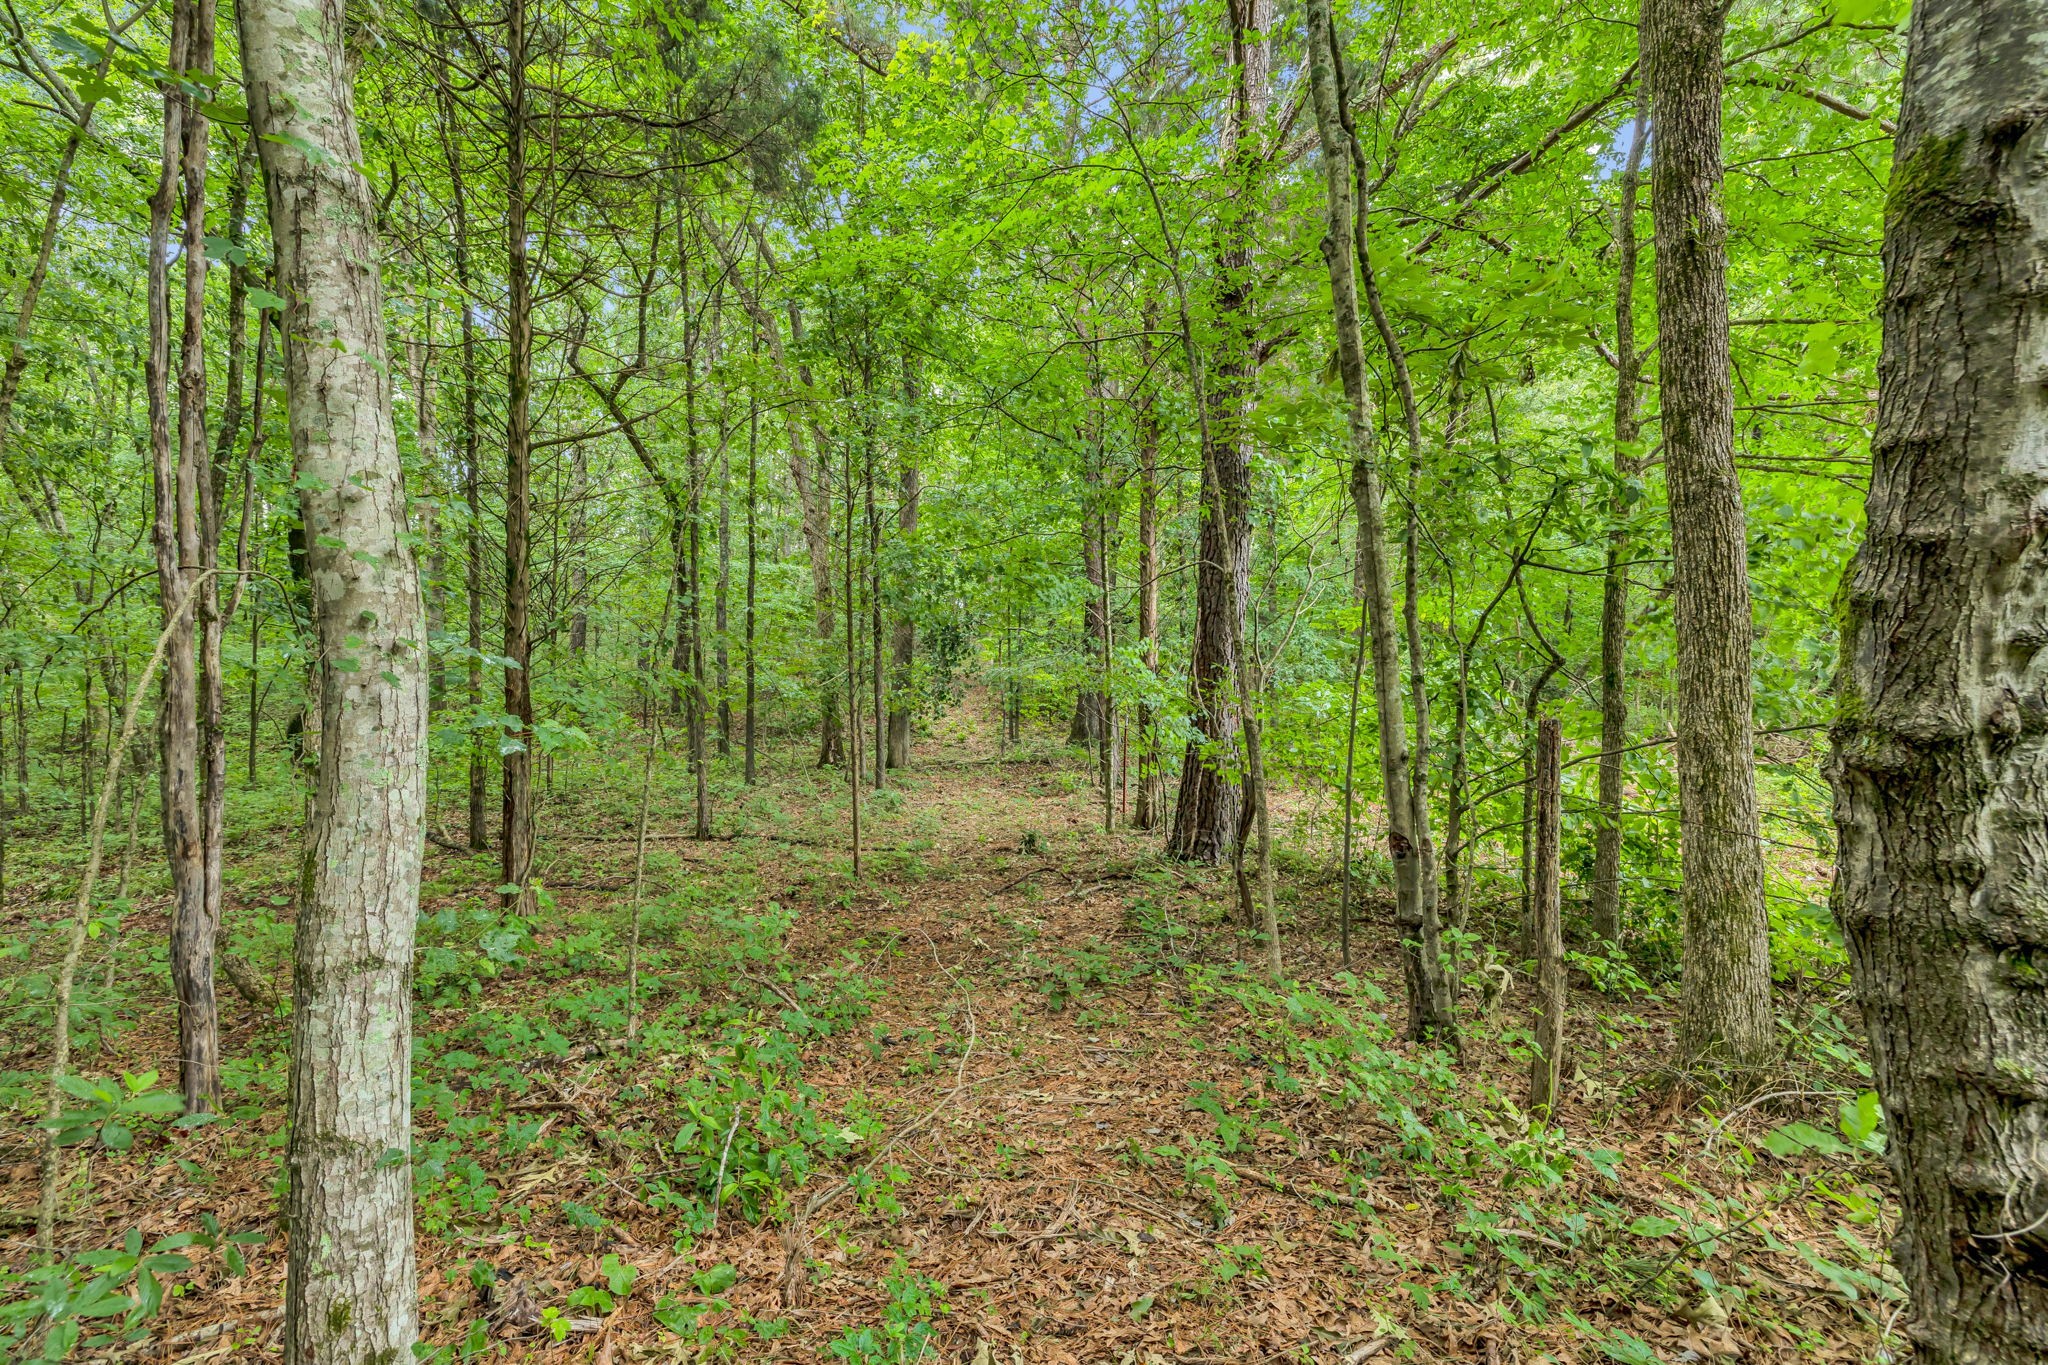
[1641,0,1773,1072]
[1831,4,2048,1357]
[238,0,428,1354]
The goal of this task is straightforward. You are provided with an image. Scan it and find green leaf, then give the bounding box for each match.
[202,235,249,266]
[248,287,288,312]
[691,1263,737,1296]
[1627,1215,1680,1238]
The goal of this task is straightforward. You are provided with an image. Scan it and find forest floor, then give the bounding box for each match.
[2,693,1900,1363]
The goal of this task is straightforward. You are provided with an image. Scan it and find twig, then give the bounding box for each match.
[707,1100,745,1235]
[1223,1159,1375,1212]
[1014,1179,1082,1245]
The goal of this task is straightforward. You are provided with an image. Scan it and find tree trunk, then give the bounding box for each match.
[683,285,711,838]
[501,0,537,913]
[716,424,732,755]
[147,0,220,1115]
[887,358,920,770]
[1831,5,2048,1358]
[439,87,490,852]
[1164,0,1268,864]
[1069,436,1108,748]
[1591,106,1647,949]
[887,451,919,768]
[744,385,759,783]
[239,0,428,1352]
[568,446,589,653]
[1642,0,1773,1072]
[705,219,840,767]
[1305,0,1455,1047]
[1529,715,1564,1116]
[1133,326,1165,830]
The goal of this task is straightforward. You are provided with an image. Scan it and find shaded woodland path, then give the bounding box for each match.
[3,694,1888,1362]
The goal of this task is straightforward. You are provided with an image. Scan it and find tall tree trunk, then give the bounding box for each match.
[887,451,919,767]
[1165,0,1268,864]
[1831,6,2048,1358]
[439,87,490,852]
[887,359,920,769]
[703,218,840,766]
[239,0,428,1353]
[1591,106,1647,949]
[684,295,710,837]
[1133,330,1164,830]
[568,446,589,653]
[501,0,537,913]
[866,410,884,789]
[1069,329,1110,750]
[1642,0,1772,1071]
[744,383,758,783]
[148,0,220,1115]
[1305,0,1455,1047]
[716,422,732,755]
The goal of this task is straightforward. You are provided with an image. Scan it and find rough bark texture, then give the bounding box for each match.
[1830,5,2048,1358]
[1305,0,1455,1046]
[1641,0,1773,1070]
[1591,108,1646,948]
[147,0,222,1114]
[1164,0,1268,864]
[238,0,428,1354]
[501,0,537,913]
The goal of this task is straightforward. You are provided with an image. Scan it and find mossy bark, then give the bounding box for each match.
[1831,3,2048,1357]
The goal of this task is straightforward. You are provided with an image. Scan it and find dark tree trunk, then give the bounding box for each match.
[239,0,429,1352]
[569,446,589,654]
[1133,324,1164,830]
[1642,0,1772,1071]
[1831,5,2048,1359]
[887,413,919,769]
[1592,107,1647,949]
[1165,0,1268,863]
[439,87,490,852]
[500,0,537,913]
[716,425,732,755]
[744,388,759,783]
[148,0,221,1114]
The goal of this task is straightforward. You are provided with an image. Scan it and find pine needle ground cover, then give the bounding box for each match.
[2,699,1893,1362]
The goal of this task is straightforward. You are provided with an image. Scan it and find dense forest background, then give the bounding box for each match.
[0,0,1937,1357]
